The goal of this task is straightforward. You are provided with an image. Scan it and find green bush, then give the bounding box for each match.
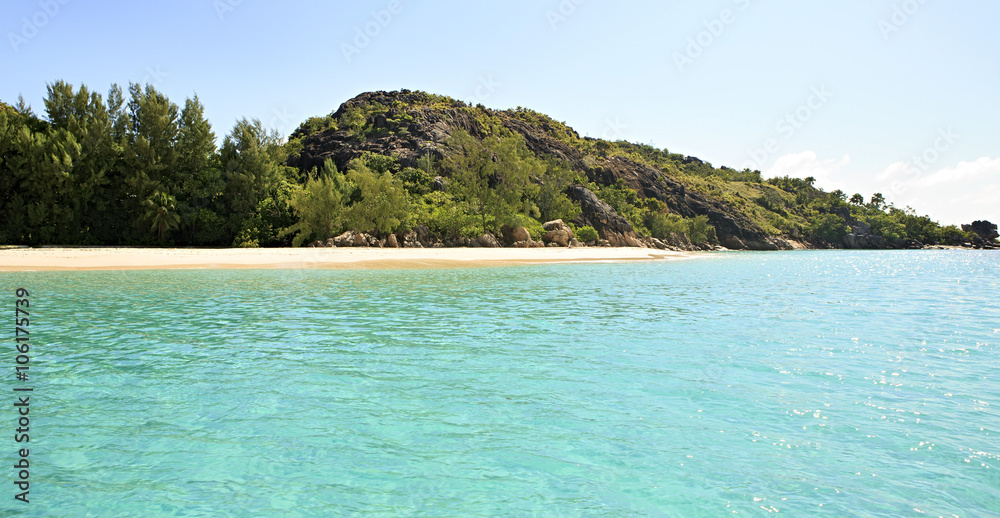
[576,225,599,243]
[806,213,849,243]
[687,215,717,244]
[645,212,687,240]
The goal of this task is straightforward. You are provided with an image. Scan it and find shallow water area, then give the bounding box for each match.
[3,250,998,516]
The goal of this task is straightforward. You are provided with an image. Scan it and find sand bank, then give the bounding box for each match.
[0,246,692,271]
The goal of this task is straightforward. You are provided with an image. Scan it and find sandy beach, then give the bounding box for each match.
[0,246,692,271]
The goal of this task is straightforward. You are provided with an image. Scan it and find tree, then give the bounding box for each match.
[869,192,886,211]
[220,118,296,246]
[41,80,120,243]
[143,191,180,242]
[687,215,717,244]
[281,160,348,246]
[118,83,182,242]
[345,159,409,235]
[530,158,581,223]
[850,193,865,205]
[445,130,534,235]
[175,95,224,244]
[807,213,849,243]
[121,83,180,193]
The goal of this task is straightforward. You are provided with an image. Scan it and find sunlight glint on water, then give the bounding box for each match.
[5,250,999,517]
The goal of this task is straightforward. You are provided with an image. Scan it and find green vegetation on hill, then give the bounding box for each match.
[0,83,982,248]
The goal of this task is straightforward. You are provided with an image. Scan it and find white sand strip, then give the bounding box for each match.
[0,247,692,271]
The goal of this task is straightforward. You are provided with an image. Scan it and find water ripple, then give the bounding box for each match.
[5,250,999,516]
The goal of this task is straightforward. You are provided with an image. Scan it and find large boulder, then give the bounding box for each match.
[414,225,432,247]
[477,233,502,248]
[843,233,885,249]
[564,185,648,248]
[963,220,999,242]
[566,184,637,241]
[402,230,423,248]
[647,237,668,250]
[385,234,399,248]
[542,230,572,247]
[334,231,354,247]
[543,219,573,236]
[508,226,531,244]
[500,225,532,246]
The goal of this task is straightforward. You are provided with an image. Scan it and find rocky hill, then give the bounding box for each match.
[4,83,989,249]
[290,90,792,250]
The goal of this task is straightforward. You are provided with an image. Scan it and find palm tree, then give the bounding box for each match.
[869,192,886,211]
[143,191,180,242]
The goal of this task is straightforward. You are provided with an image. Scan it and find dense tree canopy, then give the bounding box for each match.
[0,82,982,249]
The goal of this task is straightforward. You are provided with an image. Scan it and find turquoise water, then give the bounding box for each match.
[3,250,999,517]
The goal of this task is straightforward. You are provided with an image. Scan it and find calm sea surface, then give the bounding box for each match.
[3,250,999,517]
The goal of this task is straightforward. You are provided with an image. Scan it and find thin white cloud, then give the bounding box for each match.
[764,151,851,187]
[877,156,1000,225]
[876,161,917,182]
[915,157,1000,187]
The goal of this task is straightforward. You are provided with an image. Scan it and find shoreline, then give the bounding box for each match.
[0,246,695,272]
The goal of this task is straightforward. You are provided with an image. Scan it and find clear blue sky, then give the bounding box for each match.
[3,0,997,225]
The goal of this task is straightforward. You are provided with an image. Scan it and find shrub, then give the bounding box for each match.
[686,215,717,244]
[576,225,599,243]
[806,213,849,243]
[645,212,687,240]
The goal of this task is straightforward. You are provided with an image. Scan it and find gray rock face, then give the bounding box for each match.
[843,233,885,249]
[334,231,354,247]
[477,233,502,248]
[542,230,572,247]
[500,225,532,246]
[291,90,789,250]
[589,156,784,250]
[414,225,432,246]
[403,230,423,248]
[566,184,640,247]
[963,220,999,242]
[543,219,573,235]
[512,226,531,243]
